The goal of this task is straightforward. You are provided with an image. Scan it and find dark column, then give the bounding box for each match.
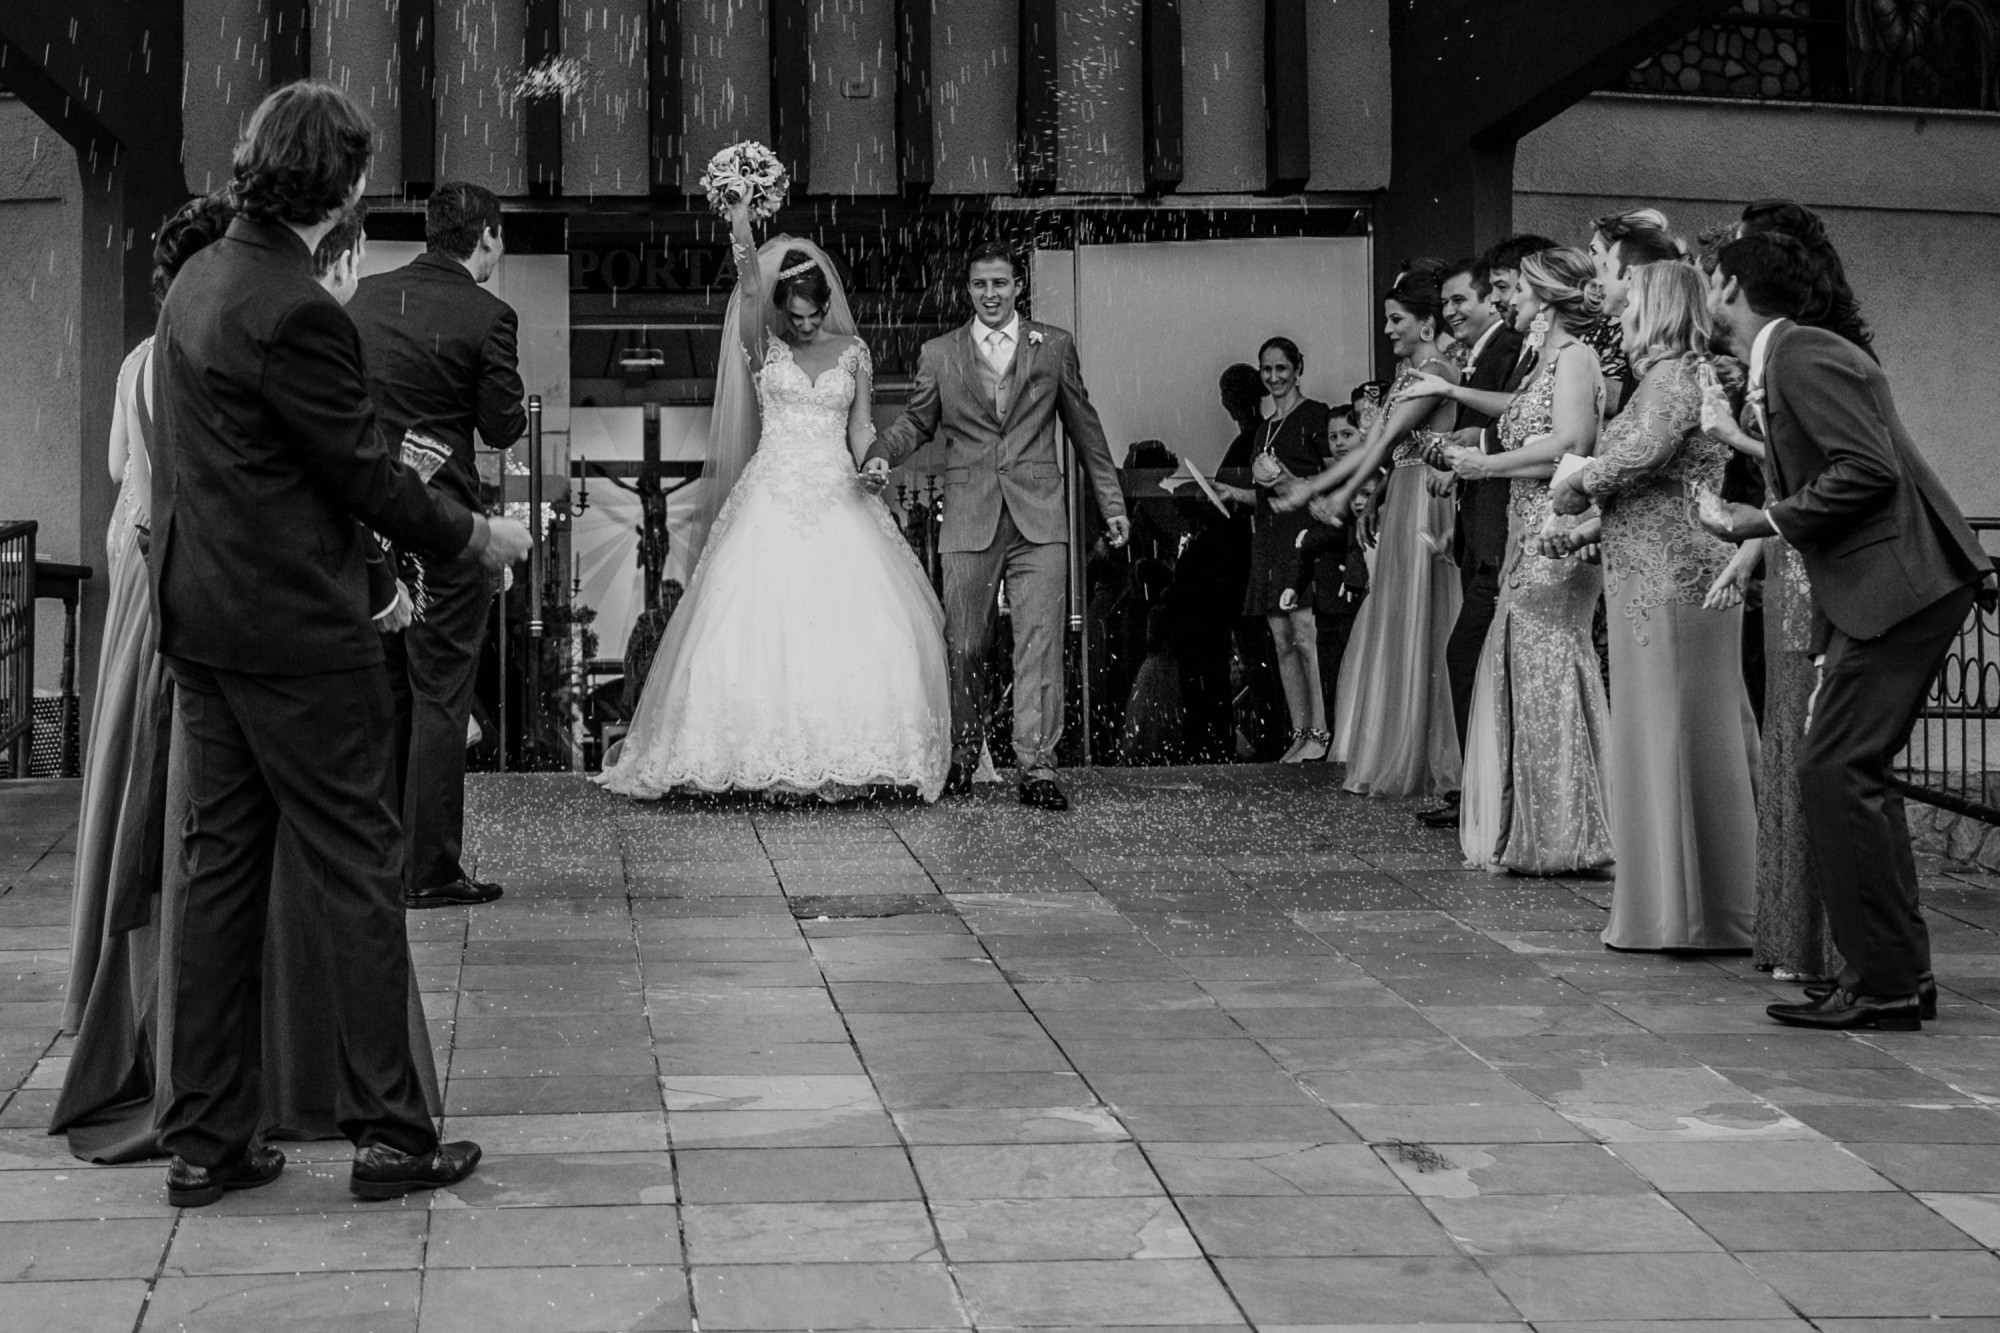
[770,0,811,193]
[1017,0,1060,194]
[648,0,684,196]
[269,0,312,87]
[0,3,187,741]
[1141,0,1182,193]
[895,0,934,193]
[1264,0,1309,193]
[524,0,562,198]
[1376,0,1732,372]
[398,0,435,197]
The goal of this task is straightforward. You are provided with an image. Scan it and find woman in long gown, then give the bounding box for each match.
[56,200,441,1162]
[1428,247,1615,875]
[1326,276,1463,798]
[598,200,949,802]
[1550,262,1759,949]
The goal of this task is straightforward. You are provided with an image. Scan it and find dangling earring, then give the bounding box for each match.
[1526,311,1551,355]
[1583,279,1606,314]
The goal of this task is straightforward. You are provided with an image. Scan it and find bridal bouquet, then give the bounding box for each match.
[701,141,789,222]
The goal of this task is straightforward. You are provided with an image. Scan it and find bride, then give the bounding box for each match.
[596,198,950,802]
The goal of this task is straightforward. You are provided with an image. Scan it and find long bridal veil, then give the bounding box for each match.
[683,235,860,571]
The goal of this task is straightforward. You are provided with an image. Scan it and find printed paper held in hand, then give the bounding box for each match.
[1551,452,1590,490]
[1172,456,1230,516]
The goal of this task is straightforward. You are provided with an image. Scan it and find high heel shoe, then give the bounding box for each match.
[1282,729,1331,764]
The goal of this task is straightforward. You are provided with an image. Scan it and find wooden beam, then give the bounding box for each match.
[1264,0,1309,192]
[895,0,934,192]
[648,0,683,195]
[524,0,561,198]
[1016,0,1059,194]
[1141,0,1182,192]
[399,0,435,196]
[770,0,811,193]
[269,0,312,88]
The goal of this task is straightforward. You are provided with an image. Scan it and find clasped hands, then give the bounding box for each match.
[859,458,1129,547]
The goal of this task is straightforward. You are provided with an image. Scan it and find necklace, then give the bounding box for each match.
[1262,394,1302,453]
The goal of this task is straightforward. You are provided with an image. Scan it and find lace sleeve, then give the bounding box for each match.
[1577,361,1696,499]
[846,338,877,465]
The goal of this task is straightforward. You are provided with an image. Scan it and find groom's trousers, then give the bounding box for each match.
[158,657,438,1168]
[1798,583,1969,999]
[943,507,1068,778]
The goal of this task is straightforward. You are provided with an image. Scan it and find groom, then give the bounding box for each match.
[868,243,1128,810]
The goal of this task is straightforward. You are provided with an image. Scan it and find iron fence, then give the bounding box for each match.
[1892,517,2000,823]
[0,521,35,779]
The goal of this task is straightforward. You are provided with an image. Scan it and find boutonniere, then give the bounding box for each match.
[1027,329,1045,348]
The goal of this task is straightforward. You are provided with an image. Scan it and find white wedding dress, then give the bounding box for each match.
[597,335,951,802]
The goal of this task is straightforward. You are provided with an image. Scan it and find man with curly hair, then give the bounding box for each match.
[148,81,530,1207]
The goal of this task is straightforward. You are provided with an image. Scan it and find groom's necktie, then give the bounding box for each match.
[982,327,1015,417]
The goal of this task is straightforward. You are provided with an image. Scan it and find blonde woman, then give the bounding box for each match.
[1549,261,1758,949]
[1426,247,1613,875]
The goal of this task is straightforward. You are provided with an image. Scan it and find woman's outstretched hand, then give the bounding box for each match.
[1403,371,1456,402]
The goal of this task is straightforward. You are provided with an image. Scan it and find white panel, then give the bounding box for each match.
[1072,238,1372,470]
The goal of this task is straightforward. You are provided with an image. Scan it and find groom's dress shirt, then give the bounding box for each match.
[150,218,484,675]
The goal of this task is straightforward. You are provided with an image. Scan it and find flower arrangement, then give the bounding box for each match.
[700,141,789,222]
[510,56,591,108]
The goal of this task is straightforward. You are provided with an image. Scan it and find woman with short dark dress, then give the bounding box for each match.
[1241,337,1335,763]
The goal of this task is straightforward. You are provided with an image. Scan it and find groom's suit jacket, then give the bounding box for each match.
[1760,321,1984,644]
[151,217,483,676]
[870,319,1125,554]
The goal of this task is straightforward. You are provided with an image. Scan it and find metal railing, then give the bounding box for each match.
[1893,517,2000,824]
[0,521,35,779]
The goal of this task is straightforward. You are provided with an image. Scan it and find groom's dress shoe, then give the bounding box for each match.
[167,1146,285,1208]
[1019,776,1070,811]
[1767,987,1923,1032]
[1804,974,1937,1020]
[1416,798,1461,829]
[405,878,503,909]
[943,763,974,798]
[350,1140,483,1200]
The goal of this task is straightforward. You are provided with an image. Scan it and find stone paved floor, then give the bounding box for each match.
[4,767,2000,1333]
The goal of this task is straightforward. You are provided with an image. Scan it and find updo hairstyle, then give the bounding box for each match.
[772,248,832,315]
[1516,246,1598,329]
[1258,335,1303,369]
[1384,270,1445,340]
[152,192,238,307]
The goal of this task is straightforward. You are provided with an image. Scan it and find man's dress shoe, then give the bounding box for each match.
[942,762,974,798]
[405,878,503,909]
[167,1146,285,1207]
[1019,776,1070,811]
[1416,803,1460,829]
[1767,987,1923,1031]
[350,1140,483,1200]
[1805,974,1937,1020]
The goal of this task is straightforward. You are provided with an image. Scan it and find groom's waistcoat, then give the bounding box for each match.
[871,320,1124,555]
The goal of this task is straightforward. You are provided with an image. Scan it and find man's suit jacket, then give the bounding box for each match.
[346,252,528,511]
[1456,323,1528,570]
[870,319,1124,554]
[151,217,479,675]
[1763,321,1984,642]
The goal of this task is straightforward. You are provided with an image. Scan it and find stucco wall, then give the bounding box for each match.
[1517,93,2000,519]
[932,0,1017,193]
[808,0,898,195]
[1179,0,1263,193]
[0,98,83,694]
[1306,0,1390,193]
[437,0,527,194]
[1056,0,1144,195]
[682,0,771,186]
[315,0,402,186]
[563,0,649,197]
[183,0,269,195]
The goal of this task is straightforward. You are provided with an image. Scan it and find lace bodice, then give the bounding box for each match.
[1577,354,1740,642]
[1497,354,1575,590]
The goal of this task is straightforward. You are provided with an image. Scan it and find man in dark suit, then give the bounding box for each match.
[1699,230,1986,1031]
[1416,240,1542,828]
[348,183,526,909]
[150,83,530,1205]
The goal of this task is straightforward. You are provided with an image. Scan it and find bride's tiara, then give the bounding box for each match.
[778,259,818,280]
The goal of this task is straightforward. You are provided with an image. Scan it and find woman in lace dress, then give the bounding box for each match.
[598,200,950,801]
[1551,262,1758,949]
[1433,248,1614,875]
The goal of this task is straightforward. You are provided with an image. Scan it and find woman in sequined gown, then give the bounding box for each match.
[1438,248,1614,875]
[1329,281,1463,799]
[1553,263,1759,949]
[599,205,950,802]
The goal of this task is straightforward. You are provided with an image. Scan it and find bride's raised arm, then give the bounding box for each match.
[848,340,877,468]
[727,196,764,362]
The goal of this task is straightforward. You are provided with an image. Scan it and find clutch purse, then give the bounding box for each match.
[399,430,452,484]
